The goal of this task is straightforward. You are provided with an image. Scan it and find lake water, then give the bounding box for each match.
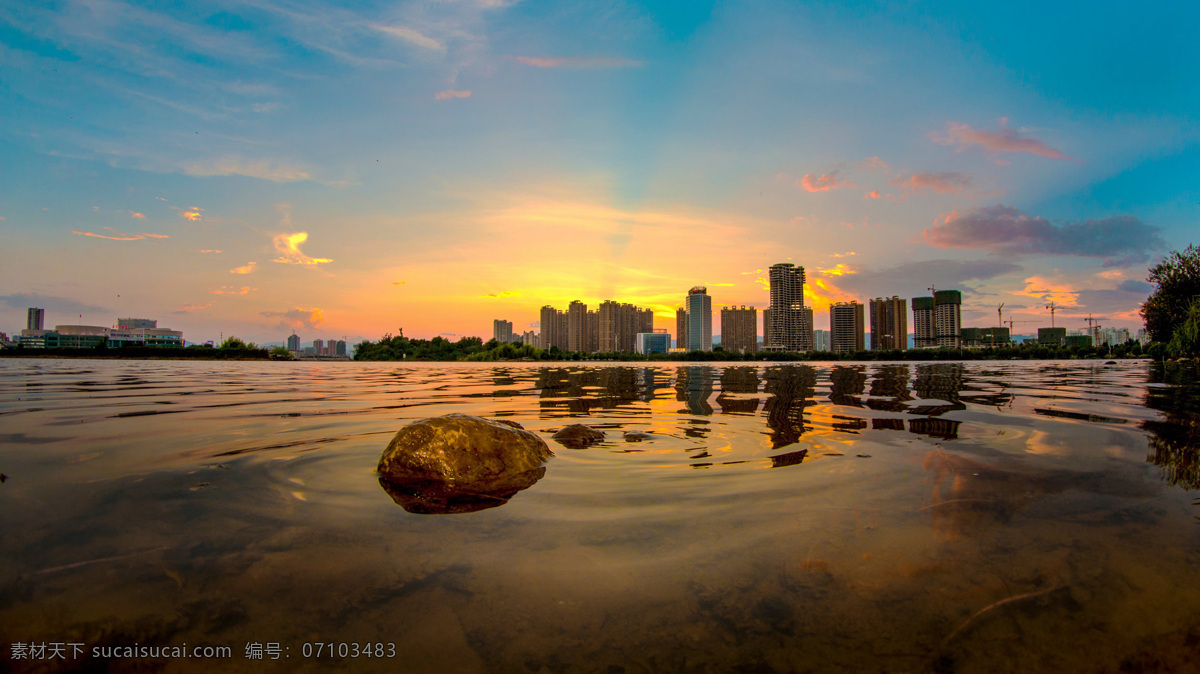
[1,358,1199,672]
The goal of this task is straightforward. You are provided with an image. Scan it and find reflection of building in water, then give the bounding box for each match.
[872,418,906,431]
[912,363,965,413]
[828,365,867,407]
[832,415,867,433]
[536,366,647,417]
[717,366,761,414]
[908,417,961,440]
[675,366,715,415]
[763,365,817,448]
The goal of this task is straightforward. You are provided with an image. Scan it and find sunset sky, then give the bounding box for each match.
[2,1,1197,344]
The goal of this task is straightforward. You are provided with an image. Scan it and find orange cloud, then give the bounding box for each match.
[261,308,325,330]
[435,90,472,101]
[230,262,257,274]
[890,171,972,194]
[180,208,203,222]
[817,263,856,277]
[272,232,332,266]
[177,303,212,312]
[210,286,255,295]
[1017,276,1078,307]
[798,172,854,192]
[391,280,407,285]
[932,118,1074,160]
[129,211,146,219]
[864,190,881,199]
[483,291,521,298]
[199,249,223,254]
[72,227,169,241]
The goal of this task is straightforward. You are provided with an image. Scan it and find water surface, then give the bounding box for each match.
[2,359,1199,672]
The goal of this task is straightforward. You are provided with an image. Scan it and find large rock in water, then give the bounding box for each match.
[377,414,553,514]
[551,424,605,449]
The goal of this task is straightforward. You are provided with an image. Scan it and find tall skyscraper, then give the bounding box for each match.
[934,290,962,348]
[567,301,587,352]
[313,338,325,354]
[286,333,300,352]
[762,309,772,349]
[27,308,44,331]
[493,319,513,344]
[720,306,758,353]
[685,287,712,351]
[869,296,908,351]
[586,310,599,353]
[768,263,808,351]
[676,307,688,349]
[912,296,936,348]
[597,301,649,353]
[913,291,961,348]
[830,301,865,354]
[801,307,814,352]
[539,306,568,350]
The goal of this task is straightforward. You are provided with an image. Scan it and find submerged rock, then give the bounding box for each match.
[377,414,553,514]
[623,431,652,442]
[552,424,605,449]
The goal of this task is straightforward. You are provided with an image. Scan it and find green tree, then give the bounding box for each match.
[219,336,248,350]
[1167,296,1200,358]
[1142,244,1200,343]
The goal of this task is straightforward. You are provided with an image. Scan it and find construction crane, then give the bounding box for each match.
[1085,315,1107,346]
[1045,301,1057,328]
[997,303,1005,327]
[1005,319,1036,344]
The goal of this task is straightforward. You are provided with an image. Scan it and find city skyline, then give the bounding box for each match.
[2,2,1196,344]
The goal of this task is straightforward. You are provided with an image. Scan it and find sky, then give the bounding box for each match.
[1,0,1197,344]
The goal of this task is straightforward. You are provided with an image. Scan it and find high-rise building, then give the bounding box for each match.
[336,340,347,356]
[676,307,688,349]
[934,290,962,348]
[762,309,772,348]
[685,287,712,351]
[586,310,599,353]
[830,301,865,354]
[869,296,908,351]
[286,333,300,352]
[597,301,649,353]
[27,308,44,331]
[912,297,936,348]
[767,263,808,351]
[493,319,514,344]
[813,329,831,352]
[313,338,324,354]
[539,306,568,351]
[721,306,758,353]
[567,301,587,352]
[801,307,814,352]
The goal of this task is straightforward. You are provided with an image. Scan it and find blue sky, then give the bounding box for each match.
[1,0,1196,342]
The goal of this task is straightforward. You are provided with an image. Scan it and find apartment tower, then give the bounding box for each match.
[830,301,865,354]
[493,319,514,344]
[685,287,712,351]
[720,306,758,353]
[767,263,809,351]
[869,296,908,351]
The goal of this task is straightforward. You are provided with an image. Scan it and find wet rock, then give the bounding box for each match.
[623,431,652,443]
[552,424,605,449]
[377,414,552,514]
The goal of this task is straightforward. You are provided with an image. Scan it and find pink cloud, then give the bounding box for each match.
[514,55,643,69]
[798,172,855,192]
[129,211,145,220]
[177,303,212,312]
[72,227,169,241]
[864,190,881,200]
[435,90,471,101]
[890,171,973,194]
[932,118,1073,160]
[858,156,888,171]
